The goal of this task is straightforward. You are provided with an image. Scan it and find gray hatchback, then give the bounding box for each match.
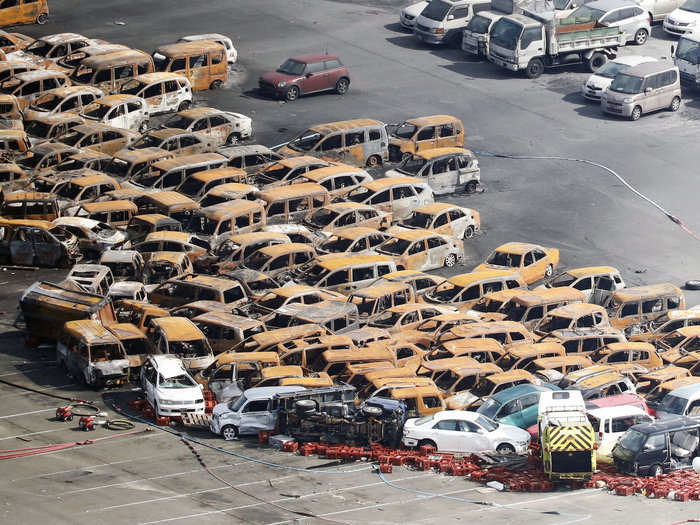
[574,0,651,45]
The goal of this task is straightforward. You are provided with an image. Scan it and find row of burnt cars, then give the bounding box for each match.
[5,30,700,446]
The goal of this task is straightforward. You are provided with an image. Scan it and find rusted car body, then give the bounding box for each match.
[19,280,116,340]
[606,283,685,335]
[1,191,59,220]
[0,162,28,192]
[70,49,154,94]
[57,320,130,387]
[142,250,193,284]
[129,128,216,155]
[388,115,465,162]
[99,249,144,282]
[278,119,389,167]
[0,218,79,266]
[125,213,182,244]
[0,0,49,26]
[376,228,464,271]
[194,311,266,353]
[304,202,391,233]
[146,316,214,371]
[152,40,227,91]
[106,322,155,369]
[316,227,390,256]
[24,112,84,144]
[396,202,480,240]
[105,147,175,181]
[193,351,280,402]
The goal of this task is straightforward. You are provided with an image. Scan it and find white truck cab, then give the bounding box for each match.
[673,29,700,89]
[586,405,653,458]
[209,385,306,440]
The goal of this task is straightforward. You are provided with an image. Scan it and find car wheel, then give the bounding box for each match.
[669,96,681,112]
[525,58,544,79]
[463,225,475,240]
[497,443,515,455]
[587,52,607,72]
[226,133,241,146]
[545,264,553,278]
[335,77,350,95]
[210,79,223,90]
[418,439,437,449]
[649,464,663,477]
[444,253,457,268]
[465,180,478,194]
[634,28,648,45]
[178,100,190,111]
[36,13,48,24]
[285,86,300,102]
[222,425,239,440]
[630,106,642,121]
[366,154,381,167]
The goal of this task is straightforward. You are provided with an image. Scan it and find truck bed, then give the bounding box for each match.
[553,26,623,53]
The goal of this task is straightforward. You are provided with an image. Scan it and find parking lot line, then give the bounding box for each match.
[0,407,56,419]
[51,460,254,497]
[9,451,176,482]
[0,428,63,441]
[137,473,430,525]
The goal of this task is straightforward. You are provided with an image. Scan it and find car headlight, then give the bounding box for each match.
[623,97,633,103]
[432,27,445,34]
[277,81,286,88]
[689,20,697,26]
[159,399,179,406]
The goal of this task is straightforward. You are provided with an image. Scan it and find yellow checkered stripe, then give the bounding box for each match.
[546,426,594,451]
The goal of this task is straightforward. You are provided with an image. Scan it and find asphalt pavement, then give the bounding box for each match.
[1,0,700,523]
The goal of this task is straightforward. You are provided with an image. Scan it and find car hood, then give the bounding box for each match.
[492,424,531,442]
[403,1,429,16]
[446,391,480,409]
[93,359,130,375]
[260,71,302,85]
[668,8,700,23]
[586,74,613,90]
[155,386,203,402]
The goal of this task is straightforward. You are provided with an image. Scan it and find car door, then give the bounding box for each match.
[404,239,428,270]
[299,61,328,93]
[107,102,128,129]
[432,419,464,450]
[436,122,459,148]
[461,419,492,451]
[239,399,275,434]
[209,115,232,145]
[496,398,523,426]
[101,130,129,154]
[163,79,183,112]
[8,226,35,265]
[642,73,662,112]
[323,58,343,88]
[32,227,61,266]
[0,0,22,23]
[391,185,420,220]
[425,236,450,269]
[415,125,436,152]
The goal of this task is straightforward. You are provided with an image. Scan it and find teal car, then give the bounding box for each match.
[475,383,559,429]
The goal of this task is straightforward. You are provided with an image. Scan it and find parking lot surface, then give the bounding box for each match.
[1,0,700,523]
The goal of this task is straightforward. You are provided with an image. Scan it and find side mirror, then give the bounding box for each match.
[671,44,675,56]
[645,87,652,93]
[305,72,313,78]
[447,14,455,20]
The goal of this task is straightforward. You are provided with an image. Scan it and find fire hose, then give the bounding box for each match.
[0,377,93,404]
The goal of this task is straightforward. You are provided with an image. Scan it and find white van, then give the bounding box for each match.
[140,355,206,418]
[656,383,700,419]
[120,72,193,115]
[209,385,305,440]
[413,0,492,45]
[81,94,150,132]
[586,405,653,458]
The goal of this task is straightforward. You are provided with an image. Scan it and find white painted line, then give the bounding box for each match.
[53,460,253,497]
[0,428,63,441]
[137,473,430,525]
[263,486,481,525]
[0,407,56,419]
[10,451,176,482]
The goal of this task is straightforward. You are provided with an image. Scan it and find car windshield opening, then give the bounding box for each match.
[287,131,322,152]
[26,41,53,57]
[658,394,687,415]
[378,238,412,256]
[487,250,521,267]
[490,19,522,51]
[472,377,494,398]
[681,0,700,12]
[187,214,218,235]
[397,156,427,176]
[55,182,83,200]
[308,208,338,227]
[121,338,149,356]
[401,212,432,228]
[676,36,700,64]
[320,237,353,253]
[467,15,491,34]
[164,115,194,130]
[477,397,502,419]
[617,429,646,453]
[169,340,209,358]
[609,74,643,94]
[502,302,527,322]
[159,373,196,388]
[83,104,111,120]
[277,59,305,76]
[391,122,417,139]
[594,61,632,79]
[120,79,143,95]
[24,121,52,139]
[421,0,451,21]
[32,95,62,112]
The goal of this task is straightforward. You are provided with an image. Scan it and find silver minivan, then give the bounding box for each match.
[414,0,492,45]
[601,62,682,120]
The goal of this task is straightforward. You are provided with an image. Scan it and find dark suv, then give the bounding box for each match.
[258,54,350,102]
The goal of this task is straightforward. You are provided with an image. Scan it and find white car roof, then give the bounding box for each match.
[109,281,144,294]
[432,410,479,421]
[612,56,657,67]
[149,355,189,378]
[587,405,648,419]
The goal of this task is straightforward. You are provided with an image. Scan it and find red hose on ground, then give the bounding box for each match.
[0,428,151,460]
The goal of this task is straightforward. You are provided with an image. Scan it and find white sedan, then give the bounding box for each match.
[402,410,531,454]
